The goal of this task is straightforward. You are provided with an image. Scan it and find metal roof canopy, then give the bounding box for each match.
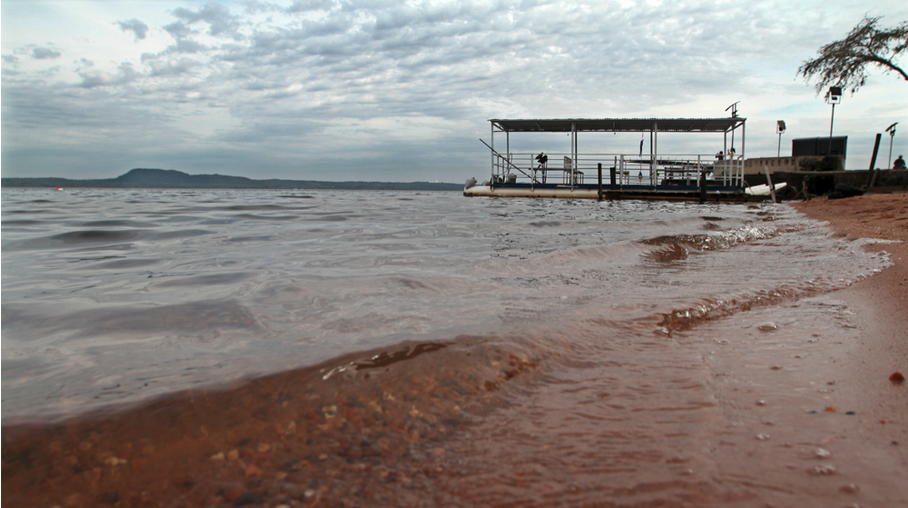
[489,117,745,133]
[486,117,747,186]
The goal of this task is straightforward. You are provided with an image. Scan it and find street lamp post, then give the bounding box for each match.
[826,87,842,156]
[886,122,898,169]
[776,120,786,157]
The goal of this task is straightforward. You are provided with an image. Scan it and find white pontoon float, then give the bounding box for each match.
[464,117,763,202]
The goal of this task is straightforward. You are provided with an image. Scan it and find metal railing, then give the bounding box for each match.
[491,152,744,188]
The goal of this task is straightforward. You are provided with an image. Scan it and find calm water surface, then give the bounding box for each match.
[1,188,897,506]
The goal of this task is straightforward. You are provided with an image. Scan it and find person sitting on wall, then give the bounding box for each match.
[894,155,906,170]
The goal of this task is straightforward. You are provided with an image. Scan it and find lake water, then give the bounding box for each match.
[1,188,898,506]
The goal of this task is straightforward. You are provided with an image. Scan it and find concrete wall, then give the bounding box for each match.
[743,156,845,174]
[744,170,908,196]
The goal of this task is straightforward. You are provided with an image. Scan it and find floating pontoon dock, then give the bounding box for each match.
[464,117,763,202]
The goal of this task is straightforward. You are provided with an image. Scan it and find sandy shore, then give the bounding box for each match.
[790,192,907,362]
[790,191,908,464]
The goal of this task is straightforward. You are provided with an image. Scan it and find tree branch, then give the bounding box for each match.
[798,15,907,94]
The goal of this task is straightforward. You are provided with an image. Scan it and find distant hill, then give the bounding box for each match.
[1,168,463,191]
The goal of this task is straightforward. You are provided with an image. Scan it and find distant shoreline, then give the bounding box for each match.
[1,168,463,191]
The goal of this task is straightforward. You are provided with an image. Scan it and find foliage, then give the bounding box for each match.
[798,15,908,95]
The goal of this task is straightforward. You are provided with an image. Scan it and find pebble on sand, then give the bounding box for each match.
[809,464,837,475]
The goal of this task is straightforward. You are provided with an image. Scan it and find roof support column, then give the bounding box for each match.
[654,121,659,167]
[572,122,578,185]
[490,122,495,178]
[741,121,745,157]
[741,121,746,183]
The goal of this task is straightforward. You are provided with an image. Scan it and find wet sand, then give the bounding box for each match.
[790,191,908,462]
[673,191,908,506]
[3,192,907,508]
[1,338,546,508]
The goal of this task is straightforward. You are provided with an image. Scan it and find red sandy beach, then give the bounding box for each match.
[790,191,908,463]
[2,192,907,507]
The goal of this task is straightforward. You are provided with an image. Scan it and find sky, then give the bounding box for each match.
[2,0,907,183]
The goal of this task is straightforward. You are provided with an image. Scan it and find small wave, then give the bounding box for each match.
[223,204,302,211]
[639,225,772,265]
[654,279,858,337]
[322,342,449,379]
[644,242,692,263]
[6,230,144,250]
[511,223,771,273]
[1,219,45,226]
[233,213,299,221]
[146,229,210,241]
[87,258,164,270]
[75,220,157,228]
[529,242,648,268]
[153,272,255,288]
[306,214,348,222]
[225,235,277,243]
[4,209,56,214]
[641,225,769,251]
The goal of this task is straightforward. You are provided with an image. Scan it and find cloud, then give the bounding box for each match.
[284,0,338,14]
[117,18,150,41]
[78,62,138,88]
[172,2,243,39]
[173,38,209,54]
[163,21,195,39]
[2,0,907,181]
[32,47,61,59]
[147,57,201,77]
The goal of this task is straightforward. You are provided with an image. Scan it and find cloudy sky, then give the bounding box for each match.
[2,0,907,183]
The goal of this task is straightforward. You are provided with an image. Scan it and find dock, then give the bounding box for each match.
[465,117,769,202]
